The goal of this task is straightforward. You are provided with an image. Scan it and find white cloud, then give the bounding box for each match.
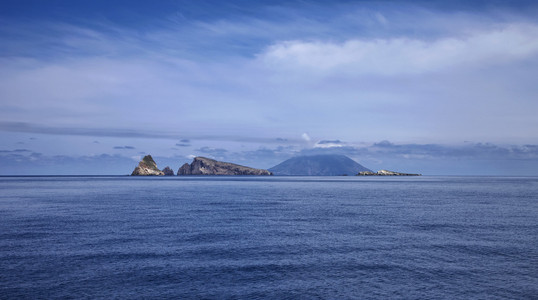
[259,23,538,75]
[2,12,538,147]
[314,140,344,148]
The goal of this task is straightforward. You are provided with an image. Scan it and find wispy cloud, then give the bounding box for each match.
[195,146,228,159]
[0,122,301,144]
[0,152,137,175]
[175,139,191,147]
[0,149,32,153]
[298,141,538,161]
[260,24,538,75]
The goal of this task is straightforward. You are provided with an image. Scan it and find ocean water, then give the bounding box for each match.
[0,176,537,299]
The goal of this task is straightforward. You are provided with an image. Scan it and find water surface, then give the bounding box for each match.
[1,176,537,299]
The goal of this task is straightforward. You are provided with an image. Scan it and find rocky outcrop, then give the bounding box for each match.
[357,169,421,176]
[177,163,191,175]
[162,166,175,176]
[177,157,272,176]
[131,155,165,176]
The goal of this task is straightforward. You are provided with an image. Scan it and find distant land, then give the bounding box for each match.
[357,170,421,176]
[177,156,272,176]
[131,155,271,176]
[130,154,419,176]
[268,154,372,176]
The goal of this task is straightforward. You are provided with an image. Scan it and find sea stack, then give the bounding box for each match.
[177,156,272,175]
[162,166,175,176]
[131,155,165,176]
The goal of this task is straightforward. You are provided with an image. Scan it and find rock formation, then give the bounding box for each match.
[162,166,175,176]
[357,169,421,176]
[131,155,165,176]
[177,163,191,175]
[269,154,372,176]
[177,157,272,176]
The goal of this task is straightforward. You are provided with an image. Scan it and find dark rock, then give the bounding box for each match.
[177,163,191,175]
[177,157,272,176]
[162,166,175,176]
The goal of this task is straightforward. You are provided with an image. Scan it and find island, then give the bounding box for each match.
[177,156,272,175]
[130,154,419,177]
[357,170,421,176]
[268,154,372,176]
[131,155,165,176]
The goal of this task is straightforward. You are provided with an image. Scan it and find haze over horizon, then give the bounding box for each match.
[1,0,538,175]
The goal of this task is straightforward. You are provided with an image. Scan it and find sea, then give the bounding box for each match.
[0,176,537,299]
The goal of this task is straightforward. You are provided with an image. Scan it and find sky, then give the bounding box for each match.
[1,0,538,175]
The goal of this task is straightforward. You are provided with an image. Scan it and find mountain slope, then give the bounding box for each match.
[269,154,372,176]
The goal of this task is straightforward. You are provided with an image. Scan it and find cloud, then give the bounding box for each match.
[0,148,32,153]
[0,121,181,139]
[0,122,301,144]
[196,146,228,158]
[317,140,343,144]
[299,146,369,157]
[374,140,393,147]
[301,141,538,160]
[315,140,345,148]
[1,2,538,158]
[2,8,538,145]
[259,24,538,75]
[0,152,138,175]
[113,146,135,150]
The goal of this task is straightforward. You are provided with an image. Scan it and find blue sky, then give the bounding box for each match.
[1,0,538,175]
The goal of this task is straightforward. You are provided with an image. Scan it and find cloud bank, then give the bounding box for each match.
[260,24,538,75]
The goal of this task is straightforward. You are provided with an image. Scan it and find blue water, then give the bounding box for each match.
[0,176,537,299]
